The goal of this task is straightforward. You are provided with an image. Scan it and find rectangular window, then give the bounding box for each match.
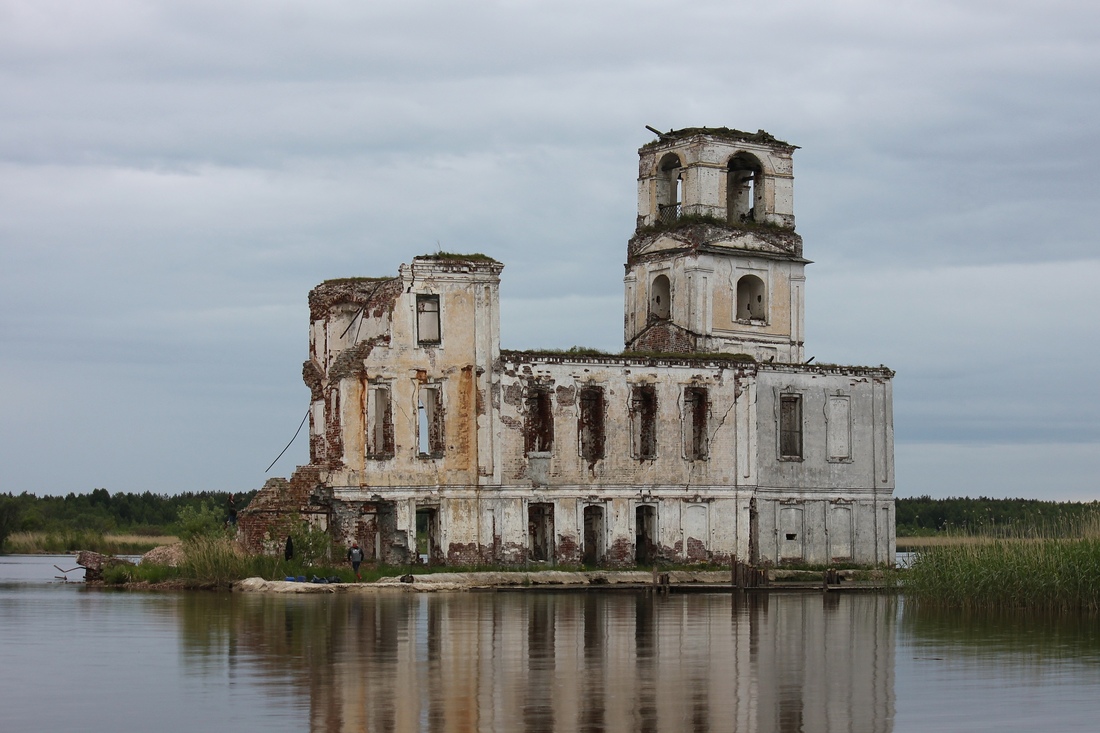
[366,384,394,458]
[779,393,803,459]
[578,386,605,463]
[630,385,657,459]
[683,387,709,460]
[417,384,444,457]
[524,387,554,454]
[416,295,441,344]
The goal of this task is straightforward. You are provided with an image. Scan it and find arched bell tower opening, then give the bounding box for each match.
[627,127,803,361]
[650,274,671,321]
[736,274,767,322]
[656,153,682,224]
[727,152,763,223]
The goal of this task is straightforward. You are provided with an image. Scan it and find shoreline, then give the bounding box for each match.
[232,568,880,594]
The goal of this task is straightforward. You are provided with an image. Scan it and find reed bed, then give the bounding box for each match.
[897,535,1007,549]
[906,516,1100,612]
[5,531,174,555]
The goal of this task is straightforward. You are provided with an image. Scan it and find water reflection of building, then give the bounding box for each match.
[190,592,894,733]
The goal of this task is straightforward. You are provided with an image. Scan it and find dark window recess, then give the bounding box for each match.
[684,387,709,460]
[418,385,444,457]
[631,385,658,459]
[785,533,797,541]
[525,387,554,453]
[416,295,441,344]
[780,394,803,459]
[368,385,394,458]
[578,386,606,462]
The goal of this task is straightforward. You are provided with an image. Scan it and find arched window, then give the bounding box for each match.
[650,274,671,320]
[727,152,763,223]
[736,274,766,321]
[656,153,682,223]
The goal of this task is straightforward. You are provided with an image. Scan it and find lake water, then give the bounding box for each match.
[2,555,1100,732]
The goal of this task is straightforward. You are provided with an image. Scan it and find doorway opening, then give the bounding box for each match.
[528,503,554,562]
[583,505,605,566]
[415,507,439,564]
[635,505,657,564]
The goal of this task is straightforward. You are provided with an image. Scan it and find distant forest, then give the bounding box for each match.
[3,491,1097,549]
[0,489,256,542]
[896,496,1100,536]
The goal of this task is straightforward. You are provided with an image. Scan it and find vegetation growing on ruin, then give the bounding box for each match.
[629,350,756,362]
[640,126,793,149]
[503,348,756,363]
[416,251,499,263]
[634,213,794,238]
[317,276,395,286]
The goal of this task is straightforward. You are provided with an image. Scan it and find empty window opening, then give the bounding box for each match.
[416,294,441,344]
[630,385,658,459]
[649,275,671,321]
[736,275,767,322]
[415,508,439,564]
[656,153,683,224]
[578,386,606,463]
[635,505,658,565]
[528,503,554,562]
[785,533,797,541]
[417,384,444,457]
[683,387,709,460]
[367,384,394,458]
[583,505,605,566]
[779,393,803,459]
[525,386,554,454]
[727,152,763,223]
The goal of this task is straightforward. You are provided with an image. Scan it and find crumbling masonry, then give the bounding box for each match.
[239,127,896,567]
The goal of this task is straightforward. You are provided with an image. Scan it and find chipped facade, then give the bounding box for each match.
[240,127,895,567]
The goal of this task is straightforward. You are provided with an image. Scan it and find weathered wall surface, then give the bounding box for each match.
[625,247,806,362]
[241,127,896,569]
[752,365,895,564]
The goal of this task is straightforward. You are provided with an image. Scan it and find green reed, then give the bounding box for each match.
[906,515,1100,612]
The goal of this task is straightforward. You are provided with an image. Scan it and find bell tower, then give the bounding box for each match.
[624,127,807,363]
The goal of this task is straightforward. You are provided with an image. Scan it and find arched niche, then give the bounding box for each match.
[656,153,683,223]
[727,152,764,223]
[736,274,766,321]
[650,274,671,321]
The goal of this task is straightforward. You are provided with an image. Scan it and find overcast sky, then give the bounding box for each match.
[2,0,1098,500]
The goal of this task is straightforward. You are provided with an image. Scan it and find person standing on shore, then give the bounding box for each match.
[347,542,364,581]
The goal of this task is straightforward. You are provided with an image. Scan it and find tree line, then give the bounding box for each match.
[896,495,1100,536]
[5,491,1097,551]
[0,489,256,551]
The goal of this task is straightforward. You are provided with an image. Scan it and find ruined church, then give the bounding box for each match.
[239,127,896,567]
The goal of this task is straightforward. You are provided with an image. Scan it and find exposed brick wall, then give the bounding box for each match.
[238,465,325,554]
[628,320,697,354]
